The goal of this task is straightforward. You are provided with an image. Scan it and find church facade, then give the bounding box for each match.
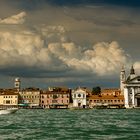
[72,88,87,108]
[120,66,140,108]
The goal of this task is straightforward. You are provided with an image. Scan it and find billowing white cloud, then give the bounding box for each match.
[48,41,127,75]
[0,12,26,24]
[0,5,129,79]
[0,24,128,77]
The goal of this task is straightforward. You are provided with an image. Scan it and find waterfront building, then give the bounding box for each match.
[123,66,140,108]
[88,94,124,108]
[72,87,87,108]
[19,87,40,108]
[0,89,19,108]
[40,87,71,109]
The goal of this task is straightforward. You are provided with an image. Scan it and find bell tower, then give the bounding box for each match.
[120,65,126,94]
[14,77,20,91]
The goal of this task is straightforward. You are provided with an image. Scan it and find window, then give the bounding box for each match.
[118,100,120,102]
[53,94,58,99]
[114,100,116,102]
[94,100,96,102]
[78,94,81,97]
[52,100,57,103]
[15,84,19,86]
[74,94,76,98]
[42,95,44,98]
[6,100,10,104]
[42,101,44,103]
[83,94,85,98]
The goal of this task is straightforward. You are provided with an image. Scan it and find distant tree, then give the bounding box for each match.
[92,86,101,95]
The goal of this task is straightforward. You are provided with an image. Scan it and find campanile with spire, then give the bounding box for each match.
[120,65,126,94]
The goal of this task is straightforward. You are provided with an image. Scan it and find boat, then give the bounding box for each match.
[0,108,18,115]
[69,106,91,110]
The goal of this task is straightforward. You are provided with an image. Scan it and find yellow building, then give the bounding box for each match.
[19,87,40,108]
[0,89,19,108]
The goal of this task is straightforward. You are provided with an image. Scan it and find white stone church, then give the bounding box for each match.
[72,87,87,108]
[120,65,140,108]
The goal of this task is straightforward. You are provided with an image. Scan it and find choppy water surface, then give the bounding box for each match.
[0,109,140,140]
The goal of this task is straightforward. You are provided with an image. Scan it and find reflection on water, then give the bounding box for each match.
[0,109,140,140]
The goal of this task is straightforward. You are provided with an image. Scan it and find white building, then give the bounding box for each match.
[121,66,140,108]
[72,88,87,108]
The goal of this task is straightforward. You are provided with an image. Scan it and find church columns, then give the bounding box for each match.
[124,87,129,108]
[132,87,135,107]
[135,98,137,107]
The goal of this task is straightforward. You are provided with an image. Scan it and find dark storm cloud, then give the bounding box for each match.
[45,0,140,7]
[1,0,140,11]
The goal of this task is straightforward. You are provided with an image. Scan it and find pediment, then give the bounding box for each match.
[126,76,140,84]
[73,88,86,94]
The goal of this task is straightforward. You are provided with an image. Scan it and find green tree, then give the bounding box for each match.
[92,86,101,95]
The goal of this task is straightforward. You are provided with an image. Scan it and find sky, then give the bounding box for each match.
[0,0,140,89]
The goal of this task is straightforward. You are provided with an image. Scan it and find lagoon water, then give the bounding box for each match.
[0,109,140,140]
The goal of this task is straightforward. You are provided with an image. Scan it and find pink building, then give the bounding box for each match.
[40,87,71,109]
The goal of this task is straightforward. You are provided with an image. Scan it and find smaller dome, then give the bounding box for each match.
[15,77,20,82]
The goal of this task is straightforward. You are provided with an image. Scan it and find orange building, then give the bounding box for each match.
[88,95,124,108]
[101,88,121,96]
